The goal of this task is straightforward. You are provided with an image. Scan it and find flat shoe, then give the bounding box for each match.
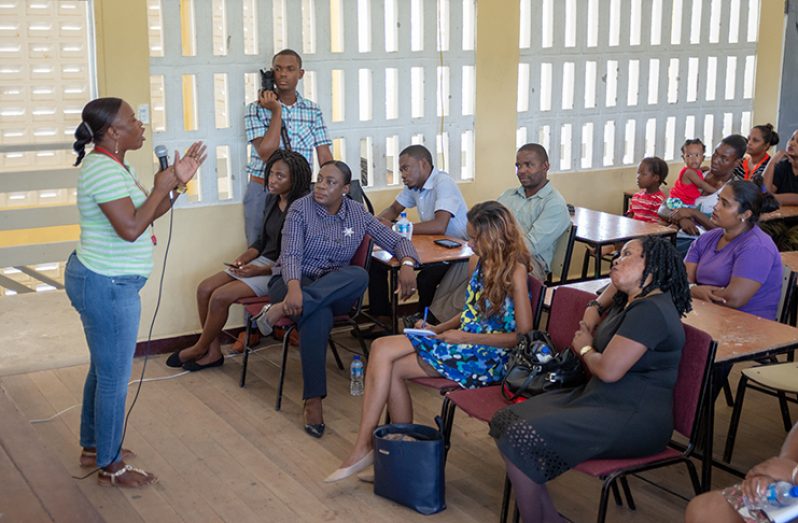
[324,451,374,483]
[304,423,325,438]
[182,357,224,372]
[165,350,185,368]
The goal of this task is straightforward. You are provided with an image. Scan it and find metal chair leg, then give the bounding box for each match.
[722,379,735,407]
[685,459,702,496]
[723,374,749,463]
[581,249,591,279]
[350,322,369,359]
[620,476,636,511]
[500,475,512,523]
[240,323,252,388]
[610,480,623,506]
[440,398,456,462]
[597,480,612,523]
[275,326,294,411]
[778,391,793,432]
[328,338,345,370]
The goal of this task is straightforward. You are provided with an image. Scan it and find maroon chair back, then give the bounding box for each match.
[350,234,373,271]
[546,287,596,353]
[673,324,716,441]
[527,275,546,330]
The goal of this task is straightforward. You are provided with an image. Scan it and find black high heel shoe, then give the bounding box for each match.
[303,400,325,438]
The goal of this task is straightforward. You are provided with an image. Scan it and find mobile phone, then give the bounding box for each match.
[434,239,461,249]
[224,262,238,268]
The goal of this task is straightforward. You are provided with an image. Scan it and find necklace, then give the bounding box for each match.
[92,146,158,246]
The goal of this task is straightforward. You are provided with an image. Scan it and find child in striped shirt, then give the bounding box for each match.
[628,156,668,225]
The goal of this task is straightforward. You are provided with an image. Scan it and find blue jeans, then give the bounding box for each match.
[65,252,146,468]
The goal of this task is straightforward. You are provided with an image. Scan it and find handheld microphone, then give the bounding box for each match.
[155,145,176,201]
[154,145,169,171]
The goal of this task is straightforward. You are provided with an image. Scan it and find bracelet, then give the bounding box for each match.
[587,300,601,309]
[175,183,187,194]
[689,283,697,289]
[791,464,798,484]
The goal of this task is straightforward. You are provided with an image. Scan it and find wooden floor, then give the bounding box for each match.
[1,329,794,523]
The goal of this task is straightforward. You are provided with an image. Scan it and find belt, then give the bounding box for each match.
[249,176,265,185]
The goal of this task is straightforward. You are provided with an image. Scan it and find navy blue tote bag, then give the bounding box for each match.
[373,423,446,515]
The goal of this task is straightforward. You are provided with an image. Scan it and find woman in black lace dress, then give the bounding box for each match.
[489,236,692,522]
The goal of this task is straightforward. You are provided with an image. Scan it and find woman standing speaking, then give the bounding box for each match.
[66,97,205,488]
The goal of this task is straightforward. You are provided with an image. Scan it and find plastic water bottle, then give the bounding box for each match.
[393,212,413,240]
[745,481,798,510]
[350,355,364,396]
[535,344,554,363]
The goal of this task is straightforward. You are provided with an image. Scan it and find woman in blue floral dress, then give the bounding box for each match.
[409,265,517,387]
[326,201,534,482]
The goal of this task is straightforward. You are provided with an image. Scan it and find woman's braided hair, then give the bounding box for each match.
[612,236,693,316]
[72,97,123,166]
[263,149,312,203]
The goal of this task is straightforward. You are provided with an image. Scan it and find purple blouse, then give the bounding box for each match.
[685,226,782,319]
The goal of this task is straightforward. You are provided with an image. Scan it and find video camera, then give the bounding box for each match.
[260,68,275,92]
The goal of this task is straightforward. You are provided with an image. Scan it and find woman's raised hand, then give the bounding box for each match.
[174,141,207,184]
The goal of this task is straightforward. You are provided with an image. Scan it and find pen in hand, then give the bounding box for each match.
[422,307,429,329]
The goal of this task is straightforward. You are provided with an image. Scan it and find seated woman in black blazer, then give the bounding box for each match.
[166,150,311,371]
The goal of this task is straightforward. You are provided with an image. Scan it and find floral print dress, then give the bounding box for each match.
[407,265,516,388]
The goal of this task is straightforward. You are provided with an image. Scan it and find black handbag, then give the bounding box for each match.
[501,330,587,401]
[373,422,446,515]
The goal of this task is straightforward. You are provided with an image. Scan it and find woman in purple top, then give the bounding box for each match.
[685,180,782,320]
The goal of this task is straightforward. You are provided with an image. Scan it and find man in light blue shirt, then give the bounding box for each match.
[498,143,570,280]
[367,145,469,328]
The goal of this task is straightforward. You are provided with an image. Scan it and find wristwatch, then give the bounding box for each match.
[579,345,594,357]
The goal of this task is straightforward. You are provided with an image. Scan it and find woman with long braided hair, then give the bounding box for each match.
[490,236,692,522]
[166,149,311,371]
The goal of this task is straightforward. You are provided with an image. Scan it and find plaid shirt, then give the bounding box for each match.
[244,92,331,178]
[274,194,419,282]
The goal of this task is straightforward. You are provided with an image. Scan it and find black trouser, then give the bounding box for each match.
[367,263,450,317]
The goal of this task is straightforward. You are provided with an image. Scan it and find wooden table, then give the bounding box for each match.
[572,207,677,279]
[782,251,798,273]
[372,235,473,333]
[551,278,798,488]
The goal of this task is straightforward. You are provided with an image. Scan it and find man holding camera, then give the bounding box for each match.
[243,49,332,244]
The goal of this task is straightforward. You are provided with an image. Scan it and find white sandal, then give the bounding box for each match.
[97,464,158,488]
